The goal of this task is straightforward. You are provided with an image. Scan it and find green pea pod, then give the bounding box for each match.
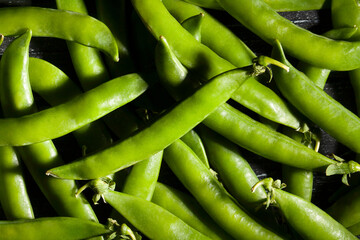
[202,103,358,174]
[0,217,112,240]
[281,128,314,201]
[56,0,110,91]
[0,7,118,61]
[180,129,209,168]
[198,125,267,209]
[28,58,81,105]
[0,31,34,220]
[122,151,163,201]
[216,0,360,71]
[164,139,287,240]
[181,13,204,42]
[272,39,360,154]
[46,65,258,180]
[0,146,34,220]
[91,183,212,240]
[254,178,358,240]
[182,0,330,11]
[152,182,234,240]
[0,73,148,146]
[142,0,304,130]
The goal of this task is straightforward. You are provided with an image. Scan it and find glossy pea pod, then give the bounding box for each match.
[182,0,330,11]
[271,39,360,154]
[198,126,267,210]
[46,65,259,180]
[0,7,118,61]
[215,0,360,71]
[0,30,101,226]
[253,178,358,240]
[164,139,287,240]
[281,26,359,200]
[151,182,234,240]
[134,0,303,131]
[0,217,112,240]
[0,32,34,220]
[0,73,148,146]
[83,179,212,240]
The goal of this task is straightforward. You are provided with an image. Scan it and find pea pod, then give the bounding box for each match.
[271,39,360,154]
[80,179,212,240]
[0,73,148,146]
[202,103,360,177]
[253,178,358,240]
[0,31,34,220]
[151,182,233,240]
[198,125,267,209]
[0,7,118,61]
[216,0,360,71]
[164,139,287,240]
[46,64,261,180]
[0,217,112,240]
[122,151,163,201]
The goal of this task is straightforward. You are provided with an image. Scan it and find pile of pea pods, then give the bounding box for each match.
[2,0,360,239]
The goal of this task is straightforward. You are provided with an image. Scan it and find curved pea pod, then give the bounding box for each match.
[272,39,360,154]
[202,103,360,181]
[0,217,112,240]
[85,180,212,240]
[0,7,118,61]
[152,182,234,240]
[253,178,358,240]
[164,139,287,240]
[0,146,34,220]
[56,0,111,91]
[122,151,163,201]
[181,13,204,42]
[198,125,267,209]
[0,73,148,146]
[180,129,209,168]
[46,65,258,180]
[216,0,360,71]
[0,30,34,221]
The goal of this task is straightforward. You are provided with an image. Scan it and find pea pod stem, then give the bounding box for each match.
[255,178,358,240]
